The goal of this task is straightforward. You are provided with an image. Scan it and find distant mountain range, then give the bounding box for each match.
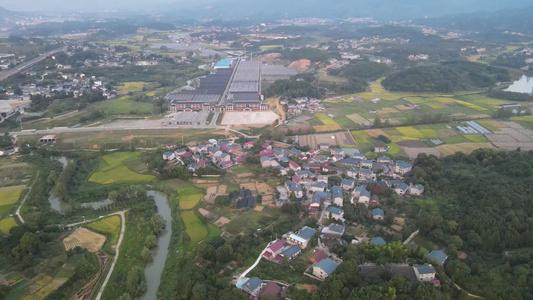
[158,0,533,22]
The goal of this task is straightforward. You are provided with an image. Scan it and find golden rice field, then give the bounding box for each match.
[315,113,339,125]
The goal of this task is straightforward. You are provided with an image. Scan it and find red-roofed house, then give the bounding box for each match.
[292,175,302,184]
[244,141,255,149]
[309,249,328,264]
[257,281,281,299]
[289,160,301,172]
[263,240,286,263]
[260,149,274,156]
[197,159,206,168]
[235,157,246,164]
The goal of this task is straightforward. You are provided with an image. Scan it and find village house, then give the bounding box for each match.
[285,180,303,199]
[331,148,344,156]
[319,143,330,151]
[395,183,409,195]
[372,208,385,220]
[428,250,448,265]
[261,156,273,168]
[321,224,345,241]
[310,182,328,193]
[257,281,282,299]
[347,168,358,179]
[309,249,328,264]
[312,258,338,280]
[377,156,391,164]
[352,185,366,198]
[263,240,286,262]
[340,179,355,190]
[331,186,344,206]
[358,168,373,181]
[162,151,174,160]
[358,190,371,205]
[362,159,373,168]
[289,160,302,172]
[286,226,317,249]
[409,184,425,196]
[370,237,386,246]
[240,277,264,297]
[413,264,436,282]
[317,175,328,184]
[395,161,412,175]
[326,206,344,220]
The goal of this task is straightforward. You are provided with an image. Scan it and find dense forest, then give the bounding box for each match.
[264,79,325,99]
[280,48,340,63]
[412,149,533,299]
[326,61,388,94]
[382,61,510,93]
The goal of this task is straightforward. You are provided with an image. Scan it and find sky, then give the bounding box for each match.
[2,0,533,18]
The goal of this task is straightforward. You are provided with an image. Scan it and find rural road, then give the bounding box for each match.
[238,244,268,280]
[15,170,39,224]
[94,210,127,300]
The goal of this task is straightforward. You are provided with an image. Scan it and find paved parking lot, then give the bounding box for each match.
[168,111,209,125]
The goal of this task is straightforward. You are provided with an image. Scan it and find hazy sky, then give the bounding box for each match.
[2,0,533,17]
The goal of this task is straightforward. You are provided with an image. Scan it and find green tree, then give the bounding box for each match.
[126,267,146,298]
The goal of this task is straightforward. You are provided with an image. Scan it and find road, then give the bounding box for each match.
[15,170,39,224]
[94,210,127,300]
[238,245,268,280]
[0,45,68,82]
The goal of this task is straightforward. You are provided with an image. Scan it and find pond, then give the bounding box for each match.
[141,190,172,300]
[505,75,533,94]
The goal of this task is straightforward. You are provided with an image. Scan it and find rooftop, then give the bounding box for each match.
[314,258,338,275]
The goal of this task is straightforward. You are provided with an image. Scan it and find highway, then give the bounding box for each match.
[0,45,68,82]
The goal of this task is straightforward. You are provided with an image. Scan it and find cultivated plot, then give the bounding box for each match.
[89,152,156,184]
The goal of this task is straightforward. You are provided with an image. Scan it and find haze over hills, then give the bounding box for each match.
[2,0,533,21]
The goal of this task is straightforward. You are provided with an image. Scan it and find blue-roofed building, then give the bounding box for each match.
[362,159,373,168]
[312,258,338,280]
[331,186,344,206]
[372,208,385,220]
[321,224,345,240]
[377,156,391,163]
[163,151,174,160]
[326,206,344,220]
[428,250,448,265]
[287,226,316,249]
[331,148,344,156]
[357,189,371,205]
[311,182,328,192]
[339,158,360,167]
[297,170,314,179]
[280,245,302,261]
[395,183,409,195]
[413,264,436,281]
[410,184,425,196]
[370,237,386,246]
[214,58,233,69]
[241,277,264,296]
[341,179,355,190]
[395,161,412,174]
[347,168,359,179]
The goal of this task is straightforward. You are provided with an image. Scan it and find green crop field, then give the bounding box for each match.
[178,187,204,210]
[315,113,339,125]
[464,135,489,142]
[181,211,208,242]
[86,216,121,246]
[0,188,22,206]
[396,126,423,138]
[89,152,156,184]
[118,82,147,93]
[91,96,153,115]
[511,116,533,122]
[225,210,263,234]
[0,217,17,235]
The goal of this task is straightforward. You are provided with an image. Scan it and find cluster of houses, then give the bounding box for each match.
[162,139,254,171]
[281,97,325,116]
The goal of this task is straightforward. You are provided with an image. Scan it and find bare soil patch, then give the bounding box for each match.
[63,228,106,253]
[365,129,388,137]
[214,216,230,227]
[397,140,427,148]
[288,59,311,71]
[394,105,413,110]
[403,147,442,159]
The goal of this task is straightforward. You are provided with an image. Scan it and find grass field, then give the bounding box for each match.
[178,187,204,210]
[92,96,153,115]
[347,113,370,124]
[511,116,533,122]
[0,217,17,235]
[0,188,23,216]
[180,211,208,242]
[118,82,147,93]
[86,216,121,246]
[225,210,263,234]
[313,124,343,132]
[454,100,488,111]
[396,126,423,138]
[89,152,156,184]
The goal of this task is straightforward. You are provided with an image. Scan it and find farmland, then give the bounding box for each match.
[0,217,17,235]
[178,187,204,210]
[88,152,156,184]
[86,216,121,248]
[0,186,23,217]
[180,211,208,242]
[118,81,147,93]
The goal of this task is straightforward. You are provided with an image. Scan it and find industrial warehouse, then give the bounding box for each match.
[167,58,295,112]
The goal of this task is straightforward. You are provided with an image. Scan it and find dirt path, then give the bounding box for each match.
[15,170,39,224]
[95,210,126,300]
[266,97,286,121]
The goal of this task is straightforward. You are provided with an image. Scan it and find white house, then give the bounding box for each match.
[409,184,425,196]
[413,264,436,282]
[312,259,338,280]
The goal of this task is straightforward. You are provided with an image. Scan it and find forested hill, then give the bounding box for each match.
[412,149,533,299]
[382,61,510,93]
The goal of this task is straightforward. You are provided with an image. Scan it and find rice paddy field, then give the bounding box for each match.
[0,217,17,235]
[351,122,496,158]
[319,78,519,132]
[178,187,205,210]
[180,211,208,242]
[86,216,121,246]
[88,152,156,184]
[0,187,23,217]
[118,82,147,93]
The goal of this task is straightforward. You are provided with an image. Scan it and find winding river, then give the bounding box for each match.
[141,190,172,300]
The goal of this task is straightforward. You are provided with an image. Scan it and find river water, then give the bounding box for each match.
[505,75,533,94]
[141,190,172,300]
